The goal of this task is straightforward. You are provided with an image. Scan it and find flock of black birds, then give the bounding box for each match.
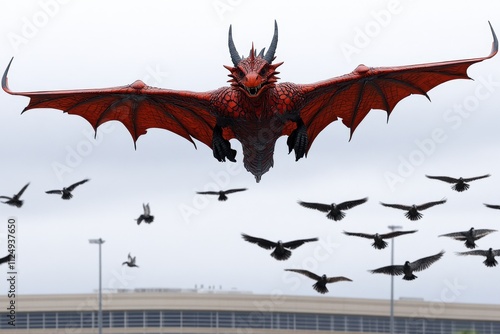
[223,174,498,294]
[0,179,92,265]
[1,173,499,295]
[0,179,90,207]
[0,178,158,266]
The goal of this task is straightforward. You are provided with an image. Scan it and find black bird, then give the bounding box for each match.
[122,253,139,267]
[426,174,490,192]
[342,230,418,249]
[439,227,497,249]
[379,199,447,221]
[0,254,12,265]
[45,178,90,200]
[136,203,154,225]
[0,182,30,208]
[298,197,368,221]
[456,248,500,267]
[369,250,444,280]
[284,269,352,294]
[484,203,500,210]
[196,188,247,201]
[241,233,318,260]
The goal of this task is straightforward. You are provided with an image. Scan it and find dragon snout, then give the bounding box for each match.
[243,73,263,96]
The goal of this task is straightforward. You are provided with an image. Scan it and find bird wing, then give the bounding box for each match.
[369,265,405,276]
[285,269,321,280]
[282,237,319,249]
[0,196,12,200]
[438,231,468,240]
[16,182,30,197]
[0,254,12,264]
[326,276,352,283]
[196,191,219,195]
[410,251,445,272]
[473,229,497,239]
[381,230,418,238]
[463,174,491,182]
[297,201,331,212]
[144,203,151,216]
[425,175,458,183]
[46,190,63,195]
[416,199,447,210]
[241,234,276,249]
[67,178,90,191]
[456,250,489,256]
[337,197,368,210]
[379,202,411,211]
[342,231,375,239]
[223,188,248,194]
[484,203,500,210]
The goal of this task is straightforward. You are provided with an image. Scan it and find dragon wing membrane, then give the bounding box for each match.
[2,58,218,149]
[293,23,498,154]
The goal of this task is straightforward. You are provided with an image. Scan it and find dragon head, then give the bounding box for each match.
[224,21,283,97]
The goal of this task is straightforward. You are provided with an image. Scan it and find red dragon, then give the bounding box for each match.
[2,22,497,182]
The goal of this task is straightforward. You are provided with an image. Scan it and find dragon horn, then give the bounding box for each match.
[263,20,278,63]
[228,25,241,66]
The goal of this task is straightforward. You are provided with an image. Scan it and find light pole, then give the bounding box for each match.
[387,225,401,334]
[89,238,105,334]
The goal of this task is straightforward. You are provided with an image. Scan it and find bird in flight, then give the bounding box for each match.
[196,188,247,201]
[369,250,444,280]
[136,203,154,225]
[379,199,447,221]
[0,182,30,208]
[425,174,490,192]
[45,178,90,200]
[342,230,418,249]
[241,233,318,260]
[439,227,497,249]
[285,269,352,294]
[298,197,368,221]
[456,248,500,267]
[122,253,139,267]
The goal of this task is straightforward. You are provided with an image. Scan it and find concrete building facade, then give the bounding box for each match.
[0,289,499,333]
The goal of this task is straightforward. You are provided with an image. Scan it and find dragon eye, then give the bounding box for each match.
[236,69,245,77]
[259,67,267,76]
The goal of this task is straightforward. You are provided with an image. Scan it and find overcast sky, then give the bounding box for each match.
[1,0,500,307]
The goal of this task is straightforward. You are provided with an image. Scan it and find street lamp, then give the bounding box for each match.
[387,225,401,334]
[89,238,105,334]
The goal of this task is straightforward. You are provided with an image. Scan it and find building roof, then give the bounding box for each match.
[2,289,499,321]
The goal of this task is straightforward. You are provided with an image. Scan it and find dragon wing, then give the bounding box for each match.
[3,58,219,150]
[288,23,497,153]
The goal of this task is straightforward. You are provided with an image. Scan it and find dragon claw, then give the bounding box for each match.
[287,118,308,161]
[212,125,237,162]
